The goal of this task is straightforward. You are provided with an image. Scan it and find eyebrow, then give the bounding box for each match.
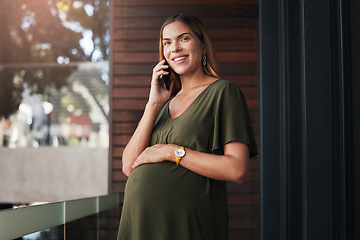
[162,32,192,41]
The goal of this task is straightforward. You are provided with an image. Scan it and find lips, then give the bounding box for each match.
[172,55,188,62]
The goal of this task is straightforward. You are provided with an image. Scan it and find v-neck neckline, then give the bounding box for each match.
[166,79,222,120]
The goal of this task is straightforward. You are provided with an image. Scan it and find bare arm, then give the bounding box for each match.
[122,103,163,176]
[122,60,171,176]
[132,141,250,183]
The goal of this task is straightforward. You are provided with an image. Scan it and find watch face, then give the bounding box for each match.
[175,148,185,158]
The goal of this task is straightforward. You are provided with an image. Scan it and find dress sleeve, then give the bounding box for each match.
[211,81,258,157]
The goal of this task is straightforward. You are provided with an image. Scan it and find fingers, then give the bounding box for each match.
[131,158,143,169]
[154,60,169,71]
[152,60,170,82]
[131,144,167,169]
[131,147,152,169]
[131,153,153,169]
[148,61,172,105]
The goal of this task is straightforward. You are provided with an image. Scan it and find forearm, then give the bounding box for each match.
[132,142,250,183]
[172,143,249,183]
[122,102,163,176]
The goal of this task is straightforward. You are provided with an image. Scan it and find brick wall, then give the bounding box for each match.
[110,0,259,239]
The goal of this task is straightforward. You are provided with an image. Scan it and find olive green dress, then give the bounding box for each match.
[117,79,258,240]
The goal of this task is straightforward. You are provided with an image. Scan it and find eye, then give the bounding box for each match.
[181,37,189,41]
[163,41,171,46]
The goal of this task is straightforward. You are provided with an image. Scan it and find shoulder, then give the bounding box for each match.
[209,79,243,97]
[210,79,240,91]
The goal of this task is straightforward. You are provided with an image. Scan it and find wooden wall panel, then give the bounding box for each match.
[110,1,259,239]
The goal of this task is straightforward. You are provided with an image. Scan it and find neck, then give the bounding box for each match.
[179,70,211,92]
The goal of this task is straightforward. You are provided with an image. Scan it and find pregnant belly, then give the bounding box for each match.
[124,162,210,210]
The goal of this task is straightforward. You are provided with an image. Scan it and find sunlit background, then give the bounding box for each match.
[0,0,110,148]
[0,0,111,212]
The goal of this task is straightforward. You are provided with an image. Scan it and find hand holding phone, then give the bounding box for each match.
[159,60,171,90]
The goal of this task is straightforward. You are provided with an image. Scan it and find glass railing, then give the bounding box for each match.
[0,194,120,240]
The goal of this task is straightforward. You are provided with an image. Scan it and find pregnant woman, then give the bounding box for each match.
[117,13,258,240]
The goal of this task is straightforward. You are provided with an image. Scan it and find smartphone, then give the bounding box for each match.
[160,61,171,90]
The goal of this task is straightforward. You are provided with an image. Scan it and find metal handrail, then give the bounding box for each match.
[0,194,119,240]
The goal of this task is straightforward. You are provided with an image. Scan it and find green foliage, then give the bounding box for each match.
[0,0,109,119]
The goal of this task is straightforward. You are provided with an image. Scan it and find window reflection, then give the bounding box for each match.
[0,62,109,148]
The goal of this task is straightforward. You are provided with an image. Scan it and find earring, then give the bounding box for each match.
[202,53,207,66]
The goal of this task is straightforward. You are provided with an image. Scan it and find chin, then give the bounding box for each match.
[173,66,197,76]
[171,68,186,75]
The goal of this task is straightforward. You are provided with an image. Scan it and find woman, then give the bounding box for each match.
[117,13,258,240]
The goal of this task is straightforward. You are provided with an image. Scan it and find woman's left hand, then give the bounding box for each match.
[131,144,174,169]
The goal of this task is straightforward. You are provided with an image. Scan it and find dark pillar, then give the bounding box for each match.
[258,0,355,239]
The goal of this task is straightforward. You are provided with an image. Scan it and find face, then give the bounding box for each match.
[162,21,204,77]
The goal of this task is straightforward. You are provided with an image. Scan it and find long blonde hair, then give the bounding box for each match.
[159,13,222,95]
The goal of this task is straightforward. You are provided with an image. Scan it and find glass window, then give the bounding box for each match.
[1,62,109,148]
[0,0,110,204]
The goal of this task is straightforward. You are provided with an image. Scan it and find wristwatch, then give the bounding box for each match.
[175,146,185,165]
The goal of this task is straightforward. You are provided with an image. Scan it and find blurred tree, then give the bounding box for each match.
[0,0,109,119]
[64,0,110,61]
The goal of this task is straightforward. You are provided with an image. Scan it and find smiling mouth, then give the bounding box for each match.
[173,56,188,62]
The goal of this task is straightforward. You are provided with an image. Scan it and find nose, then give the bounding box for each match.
[171,41,182,53]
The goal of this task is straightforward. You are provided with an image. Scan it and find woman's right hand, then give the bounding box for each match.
[122,60,173,176]
[148,60,172,105]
